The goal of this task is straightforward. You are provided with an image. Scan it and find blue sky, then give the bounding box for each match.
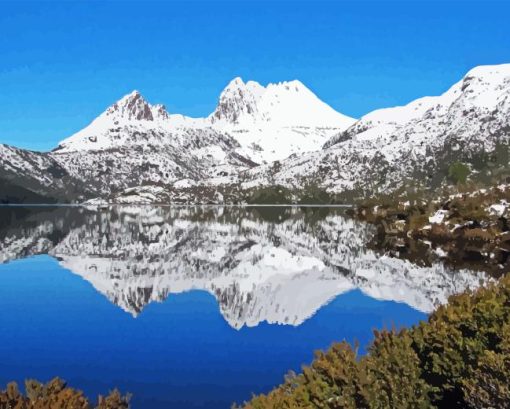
[0,1,509,151]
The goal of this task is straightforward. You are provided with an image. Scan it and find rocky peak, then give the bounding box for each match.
[455,64,510,111]
[210,77,265,124]
[105,90,169,121]
[267,79,307,93]
[151,104,170,120]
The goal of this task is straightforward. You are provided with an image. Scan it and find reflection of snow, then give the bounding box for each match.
[0,207,486,329]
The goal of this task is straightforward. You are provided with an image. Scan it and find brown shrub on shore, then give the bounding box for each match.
[0,378,130,409]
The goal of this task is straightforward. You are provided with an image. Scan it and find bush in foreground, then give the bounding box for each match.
[0,377,130,409]
[237,274,510,408]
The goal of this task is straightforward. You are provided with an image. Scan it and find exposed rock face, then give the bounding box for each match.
[105,90,157,121]
[210,77,264,124]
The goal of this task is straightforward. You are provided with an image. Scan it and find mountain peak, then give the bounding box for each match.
[54,78,354,158]
[210,77,265,124]
[269,79,306,92]
[210,77,355,130]
[227,76,245,88]
[127,89,141,98]
[105,90,154,121]
[104,90,169,121]
[463,63,510,80]
[54,91,172,152]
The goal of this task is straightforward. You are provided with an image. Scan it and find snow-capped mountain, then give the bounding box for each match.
[54,90,201,152]
[245,63,510,196]
[0,76,353,202]
[1,63,509,204]
[42,89,259,198]
[55,77,353,165]
[209,77,355,163]
[0,91,244,201]
[0,206,486,328]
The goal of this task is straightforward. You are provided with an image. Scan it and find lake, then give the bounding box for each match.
[0,206,486,408]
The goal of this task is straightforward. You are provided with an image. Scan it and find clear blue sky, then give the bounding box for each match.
[0,1,509,151]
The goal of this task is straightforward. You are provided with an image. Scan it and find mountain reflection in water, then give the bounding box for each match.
[0,206,485,327]
[0,206,486,408]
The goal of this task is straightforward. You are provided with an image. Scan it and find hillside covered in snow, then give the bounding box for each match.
[0,63,509,204]
[245,63,510,198]
[0,76,355,203]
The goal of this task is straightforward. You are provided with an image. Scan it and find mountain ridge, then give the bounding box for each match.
[0,63,509,204]
[54,77,354,158]
[243,63,510,199]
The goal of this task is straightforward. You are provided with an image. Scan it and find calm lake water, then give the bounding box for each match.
[0,206,485,408]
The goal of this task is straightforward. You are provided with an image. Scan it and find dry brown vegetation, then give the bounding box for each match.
[356,184,510,275]
[0,378,130,409]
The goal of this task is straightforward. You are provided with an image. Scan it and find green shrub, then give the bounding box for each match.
[448,162,470,185]
[360,330,433,409]
[246,185,293,204]
[297,185,332,205]
[462,329,510,408]
[238,274,510,408]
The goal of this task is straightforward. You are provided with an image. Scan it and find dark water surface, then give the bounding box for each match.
[0,206,484,408]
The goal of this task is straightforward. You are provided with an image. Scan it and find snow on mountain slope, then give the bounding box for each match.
[211,77,353,128]
[0,143,91,201]
[33,79,353,200]
[54,90,205,152]
[3,64,508,204]
[0,144,60,185]
[246,63,510,196]
[210,77,355,162]
[47,91,257,196]
[51,129,251,197]
[55,78,353,164]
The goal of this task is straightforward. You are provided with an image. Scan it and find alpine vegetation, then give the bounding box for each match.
[237,274,510,409]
